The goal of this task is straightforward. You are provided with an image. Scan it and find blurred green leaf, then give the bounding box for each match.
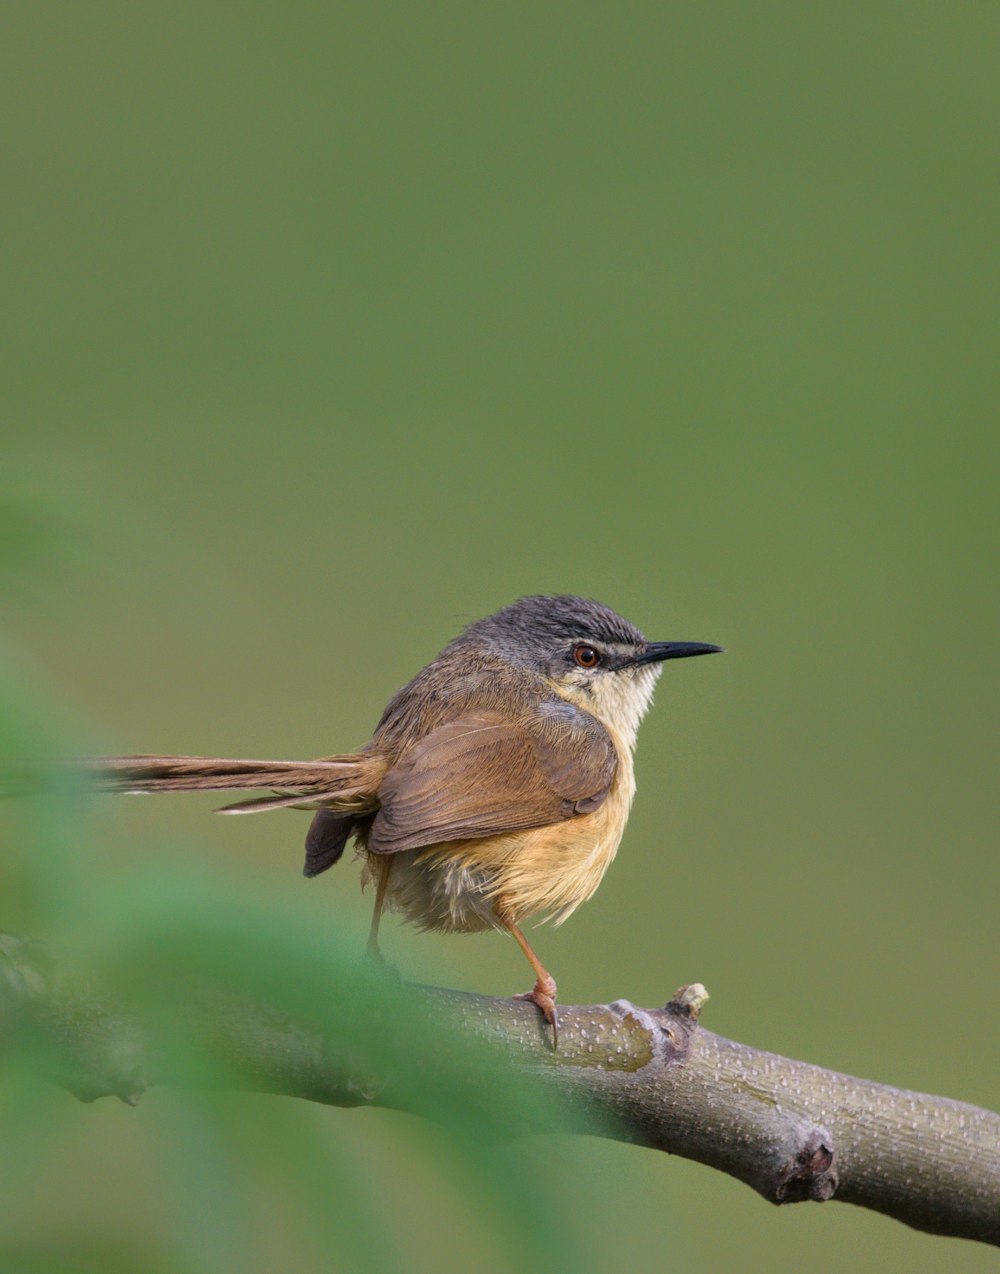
[0,496,605,1274]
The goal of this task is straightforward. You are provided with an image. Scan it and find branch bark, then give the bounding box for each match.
[1,933,997,1247]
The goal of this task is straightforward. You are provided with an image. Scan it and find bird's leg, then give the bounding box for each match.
[366,857,393,964]
[499,907,559,1048]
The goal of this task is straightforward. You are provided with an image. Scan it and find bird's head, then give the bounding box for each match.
[459,595,722,746]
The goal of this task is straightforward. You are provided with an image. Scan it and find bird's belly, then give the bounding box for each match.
[371,765,634,934]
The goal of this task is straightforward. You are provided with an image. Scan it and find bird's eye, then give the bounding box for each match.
[573,644,601,669]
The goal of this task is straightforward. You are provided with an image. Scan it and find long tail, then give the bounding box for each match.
[91,753,385,815]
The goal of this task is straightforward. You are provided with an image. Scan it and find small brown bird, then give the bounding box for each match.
[97,596,721,1042]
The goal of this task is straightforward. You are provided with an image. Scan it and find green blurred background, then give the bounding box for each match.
[2,3,997,1270]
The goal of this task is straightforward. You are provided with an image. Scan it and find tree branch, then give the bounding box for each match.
[1,933,997,1247]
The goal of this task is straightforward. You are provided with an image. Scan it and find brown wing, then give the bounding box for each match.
[368,700,617,855]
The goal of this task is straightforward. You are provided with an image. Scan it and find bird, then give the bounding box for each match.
[95,595,722,1044]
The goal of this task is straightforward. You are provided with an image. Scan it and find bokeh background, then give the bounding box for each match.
[2,3,997,1271]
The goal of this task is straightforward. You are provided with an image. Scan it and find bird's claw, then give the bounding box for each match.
[514,977,559,1049]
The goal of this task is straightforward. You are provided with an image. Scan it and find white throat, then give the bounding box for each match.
[587,663,662,753]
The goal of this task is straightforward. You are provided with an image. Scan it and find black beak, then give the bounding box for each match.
[630,641,724,666]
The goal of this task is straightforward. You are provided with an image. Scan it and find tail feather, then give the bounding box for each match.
[92,753,385,813]
[216,792,333,815]
[303,808,355,876]
[216,785,370,815]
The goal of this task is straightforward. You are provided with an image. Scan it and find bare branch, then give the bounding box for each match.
[1,934,996,1247]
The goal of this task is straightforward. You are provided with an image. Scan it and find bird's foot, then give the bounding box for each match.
[514,973,558,1049]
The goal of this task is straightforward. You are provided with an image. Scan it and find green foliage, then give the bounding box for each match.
[0,494,605,1274]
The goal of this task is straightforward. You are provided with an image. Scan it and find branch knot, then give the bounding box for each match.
[775,1131,839,1203]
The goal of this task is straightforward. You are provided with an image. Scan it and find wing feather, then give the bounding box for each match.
[368,702,617,855]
